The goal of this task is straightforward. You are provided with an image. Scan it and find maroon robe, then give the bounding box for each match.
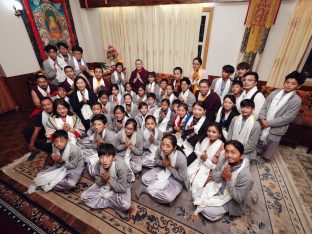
[129,68,149,93]
[87,77,111,95]
[195,90,221,122]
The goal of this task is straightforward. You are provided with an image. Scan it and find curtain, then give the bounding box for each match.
[99,4,202,75]
[0,75,18,115]
[267,0,312,88]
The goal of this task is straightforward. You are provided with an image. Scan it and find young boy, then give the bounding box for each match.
[57,42,72,64]
[135,102,149,130]
[172,67,184,96]
[68,45,89,77]
[171,99,182,115]
[81,143,132,218]
[154,99,175,133]
[178,78,196,113]
[257,71,306,160]
[227,99,261,161]
[211,65,235,101]
[111,62,127,94]
[28,130,84,193]
[233,62,251,82]
[88,66,109,94]
[147,93,158,116]
[80,114,117,176]
[124,82,137,101]
[191,140,253,222]
[43,44,67,85]
[157,79,168,102]
[52,86,70,106]
[231,80,243,100]
[90,102,113,131]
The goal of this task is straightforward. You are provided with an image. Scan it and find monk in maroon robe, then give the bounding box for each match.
[129,59,149,93]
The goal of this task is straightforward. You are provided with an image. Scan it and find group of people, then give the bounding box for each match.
[24,42,306,222]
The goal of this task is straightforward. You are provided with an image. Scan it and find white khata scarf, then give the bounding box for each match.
[214,78,231,101]
[77,89,93,120]
[123,130,137,181]
[232,115,255,145]
[37,85,51,97]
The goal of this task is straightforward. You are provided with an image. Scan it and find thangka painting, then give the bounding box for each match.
[20,0,78,65]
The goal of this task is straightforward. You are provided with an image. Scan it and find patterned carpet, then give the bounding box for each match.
[1,150,311,234]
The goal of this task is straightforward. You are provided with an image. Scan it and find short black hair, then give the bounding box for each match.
[285,71,307,86]
[244,71,259,82]
[97,143,116,157]
[160,78,168,84]
[64,65,74,71]
[113,105,126,114]
[123,93,133,99]
[44,44,58,53]
[172,99,181,106]
[72,45,83,53]
[36,74,47,81]
[148,71,156,78]
[52,130,68,140]
[225,140,244,155]
[138,102,148,109]
[240,99,255,109]
[236,62,251,70]
[98,90,109,98]
[178,102,188,111]
[111,84,120,91]
[166,83,174,90]
[161,98,170,106]
[173,67,183,74]
[92,101,102,109]
[115,62,123,68]
[232,80,243,87]
[145,115,156,124]
[57,42,68,49]
[222,65,235,74]
[180,77,191,86]
[125,118,137,131]
[40,97,52,103]
[94,66,103,72]
[199,79,211,86]
[147,93,156,100]
[193,57,202,65]
[91,114,107,124]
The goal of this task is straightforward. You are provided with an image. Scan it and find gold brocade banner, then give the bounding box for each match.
[239,0,281,66]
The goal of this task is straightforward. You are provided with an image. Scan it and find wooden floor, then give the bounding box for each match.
[0,111,29,167]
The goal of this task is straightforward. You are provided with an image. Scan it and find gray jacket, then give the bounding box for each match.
[53,143,84,169]
[95,159,132,193]
[154,149,190,190]
[143,129,163,149]
[212,156,253,216]
[115,131,144,158]
[259,89,302,136]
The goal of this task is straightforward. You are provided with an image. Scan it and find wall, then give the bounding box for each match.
[205,1,296,81]
[0,1,39,77]
[205,2,248,77]
[69,0,105,63]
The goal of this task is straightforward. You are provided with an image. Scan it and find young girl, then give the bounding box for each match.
[172,103,191,145]
[215,95,240,139]
[179,78,196,112]
[28,130,84,193]
[231,80,243,100]
[111,62,127,94]
[146,93,158,116]
[136,85,147,105]
[112,105,129,133]
[187,123,225,195]
[136,135,189,205]
[124,82,137,101]
[157,79,168,101]
[164,83,177,104]
[115,119,144,181]
[141,115,163,168]
[46,98,85,145]
[146,71,160,95]
[191,140,253,222]
[80,114,117,177]
[81,143,132,218]
[123,93,139,118]
[181,101,210,164]
[98,90,113,120]
[154,99,174,133]
[135,102,149,131]
[109,84,124,106]
[69,76,98,129]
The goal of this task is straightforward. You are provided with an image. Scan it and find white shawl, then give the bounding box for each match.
[41,110,51,132]
[48,57,66,83]
[54,115,77,144]
[77,89,93,120]
[66,77,74,86]
[188,138,223,193]
[73,56,86,71]
[147,151,178,196]
[214,78,231,101]
[260,90,295,143]
[113,71,125,93]
[143,128,159,154]
[185,115,206,134]
[37,85,50,97]
[92,76,105,93]
[154,108,172,132]
[236,86,258,112]
[232,115,255,145]
[179,89,189,102]
[147,82,156,93]
[194,157,247,213]
[27,143,71,193]
[123,131,137,181]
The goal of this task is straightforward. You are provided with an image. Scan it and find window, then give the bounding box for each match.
[197,8,213,69]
